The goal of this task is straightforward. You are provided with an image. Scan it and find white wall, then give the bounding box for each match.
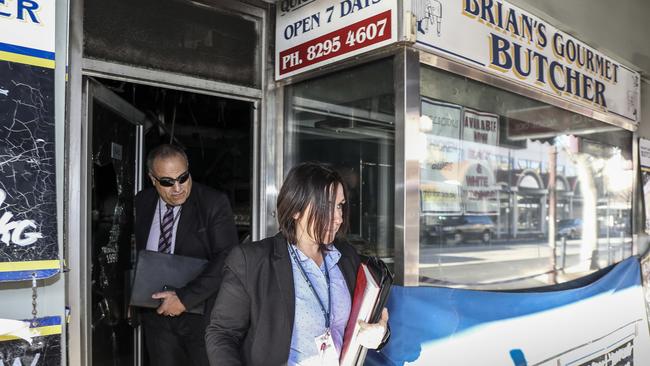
[509,0,650,75]
[510,0,650,135]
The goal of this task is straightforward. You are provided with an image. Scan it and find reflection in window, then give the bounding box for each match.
[418,66,633,290]
[285,59,395,260]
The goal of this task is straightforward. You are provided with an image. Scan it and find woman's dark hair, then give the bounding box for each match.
[277,162,349,246]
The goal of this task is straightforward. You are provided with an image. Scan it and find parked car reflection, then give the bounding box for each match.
[557,218,582,239]
[422,214,496,245]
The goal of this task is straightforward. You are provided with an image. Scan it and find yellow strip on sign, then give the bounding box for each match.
[0,324,61,342]
[0,260,60,272]
[0,51,55,69]
[33,324,62,337]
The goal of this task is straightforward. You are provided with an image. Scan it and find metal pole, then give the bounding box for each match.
[606,193,611,265]
[548,146,557,283]
[437,222,443,268]
[561,236,566,271]
[620,230,625,262]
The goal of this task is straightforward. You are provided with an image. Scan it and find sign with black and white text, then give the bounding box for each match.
[462,162,498,214]
[461,109,498,146]
[0,0,58,281]
[276,0,398,80]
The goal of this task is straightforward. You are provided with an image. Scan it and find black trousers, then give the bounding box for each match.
[141,310,209,366]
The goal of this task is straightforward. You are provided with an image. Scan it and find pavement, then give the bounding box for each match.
[417,237,632,290]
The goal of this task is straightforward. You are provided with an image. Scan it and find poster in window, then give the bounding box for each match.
[462,163,499,215]
[458,110,500,215]
[461,109,499,146]
[421,182,462,214]
[420,100,462,214]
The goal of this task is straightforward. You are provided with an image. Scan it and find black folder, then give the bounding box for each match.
[129,250,208,314]
[360,255,394,323]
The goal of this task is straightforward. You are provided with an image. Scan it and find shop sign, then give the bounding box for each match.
[276,0,398,80]
[462,109,498,145]
[413,0,641,122]
[0,0,55,69]
[0,0,58,281]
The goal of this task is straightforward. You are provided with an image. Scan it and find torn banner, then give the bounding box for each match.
[0,0,59,281]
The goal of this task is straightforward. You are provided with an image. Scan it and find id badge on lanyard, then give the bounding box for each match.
[314,328,337,365]
[289,244,338,365]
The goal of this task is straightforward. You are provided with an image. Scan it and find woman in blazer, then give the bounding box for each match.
[205,162,388,366]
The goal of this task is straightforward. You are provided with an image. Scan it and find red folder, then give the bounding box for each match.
[340,257,392,366]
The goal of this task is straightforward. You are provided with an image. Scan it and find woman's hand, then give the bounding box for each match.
[357,308,389,349]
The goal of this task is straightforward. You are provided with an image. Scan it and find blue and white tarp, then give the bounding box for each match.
[367,257,650,365]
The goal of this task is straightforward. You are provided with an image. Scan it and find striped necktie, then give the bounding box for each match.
[158,204,175,254]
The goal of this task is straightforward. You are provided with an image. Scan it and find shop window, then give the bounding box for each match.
[84,0,261,88]
[285,59,395,260]
[418,65,633,290]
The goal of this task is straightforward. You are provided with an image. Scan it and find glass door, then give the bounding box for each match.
[86,78,144,366]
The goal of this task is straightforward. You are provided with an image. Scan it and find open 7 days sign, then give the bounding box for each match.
[275,0,398,80]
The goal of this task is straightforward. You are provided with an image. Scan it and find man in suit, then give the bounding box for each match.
[135,144,238,366]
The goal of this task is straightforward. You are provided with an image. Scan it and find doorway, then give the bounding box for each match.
[87,79,142,366]
[87,77,254,365]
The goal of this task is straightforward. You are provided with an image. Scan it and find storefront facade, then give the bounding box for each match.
[274,0,642,287]
[0,0,649,365]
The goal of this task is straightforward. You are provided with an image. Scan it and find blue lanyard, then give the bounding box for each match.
[288,244,331,328]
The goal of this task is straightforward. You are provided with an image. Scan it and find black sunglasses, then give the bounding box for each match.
[152,171,190,187]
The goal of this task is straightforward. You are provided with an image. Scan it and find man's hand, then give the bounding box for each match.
[152,290,187,317]
[357,307,389,349]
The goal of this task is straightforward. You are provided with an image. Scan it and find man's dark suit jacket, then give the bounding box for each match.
[205,232,361,366]
[135,181,239,316]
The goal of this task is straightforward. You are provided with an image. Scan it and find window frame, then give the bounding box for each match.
[406,49,639,288]
[274,45,639,288]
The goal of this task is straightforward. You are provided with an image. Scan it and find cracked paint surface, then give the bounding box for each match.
[0,61,57,275]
